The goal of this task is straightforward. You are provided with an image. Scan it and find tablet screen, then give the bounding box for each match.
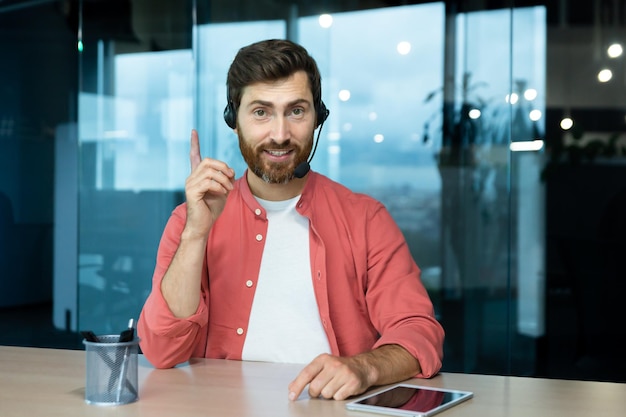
[346,384,473,417]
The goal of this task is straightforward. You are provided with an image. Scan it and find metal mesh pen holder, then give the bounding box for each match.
[83,335,140,406]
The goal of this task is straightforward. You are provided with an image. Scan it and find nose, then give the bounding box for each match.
[270,115,291,144]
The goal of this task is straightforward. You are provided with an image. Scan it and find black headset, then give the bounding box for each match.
[223,92,329,130]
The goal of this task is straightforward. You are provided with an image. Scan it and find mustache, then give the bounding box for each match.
[262,140,292,150]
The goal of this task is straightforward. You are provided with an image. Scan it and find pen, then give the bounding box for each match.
[118,318,135,344]
[80,330,100,343]
[116,318,135,402]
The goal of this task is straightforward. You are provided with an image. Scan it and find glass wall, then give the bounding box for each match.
[0,0,75,344]
[4,0,623,383]
[65,0,545,377]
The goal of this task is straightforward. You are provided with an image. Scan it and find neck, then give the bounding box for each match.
[246,170,307,201]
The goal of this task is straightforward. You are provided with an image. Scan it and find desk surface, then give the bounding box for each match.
[1,345,624,417]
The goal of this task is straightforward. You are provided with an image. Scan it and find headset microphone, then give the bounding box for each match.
[294,107,329,178]
[293,162,311,179]
[293,128,317,178]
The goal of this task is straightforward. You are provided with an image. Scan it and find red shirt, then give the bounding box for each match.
[138,171,444,377]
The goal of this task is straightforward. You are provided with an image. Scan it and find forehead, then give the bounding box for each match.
[240,71,312,105]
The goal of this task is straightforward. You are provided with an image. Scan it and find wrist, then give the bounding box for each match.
[353,351,381,387]
[180,224,210,243]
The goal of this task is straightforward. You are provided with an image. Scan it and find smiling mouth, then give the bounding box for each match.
[265,150,291,156]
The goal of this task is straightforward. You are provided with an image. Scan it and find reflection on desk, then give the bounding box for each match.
[1,346,625,417]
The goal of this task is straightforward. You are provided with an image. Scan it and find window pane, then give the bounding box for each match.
[77,29,195,333]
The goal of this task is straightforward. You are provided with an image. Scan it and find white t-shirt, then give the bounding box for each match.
[241,195,331,364]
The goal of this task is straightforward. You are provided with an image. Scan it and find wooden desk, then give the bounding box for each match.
[1,345,624,417]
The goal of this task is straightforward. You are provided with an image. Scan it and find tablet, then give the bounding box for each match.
[345,383,473,417]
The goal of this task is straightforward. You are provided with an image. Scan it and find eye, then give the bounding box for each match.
[291,108,304,117]
[253,109,267,117]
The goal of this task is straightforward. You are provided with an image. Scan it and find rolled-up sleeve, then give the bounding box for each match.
[366,204,445,378]
[137,204,210,368]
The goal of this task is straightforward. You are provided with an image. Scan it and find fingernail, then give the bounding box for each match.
[288,392,296,401]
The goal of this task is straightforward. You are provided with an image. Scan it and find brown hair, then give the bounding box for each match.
[226,39,323,115]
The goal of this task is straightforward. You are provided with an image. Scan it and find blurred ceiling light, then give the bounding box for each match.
[529,109,542,121]
[510,140,544,152]
[468,109,481,119]
[396,41,411,55]
[560,117,573,130]
[607,43,623,58]
[338,89,351,101]
[368,112,378,121]
[373,134,384,143]
[524,88,538,101]
[506,93,519,104]
[318,14,333,28]
[598,68,613,82]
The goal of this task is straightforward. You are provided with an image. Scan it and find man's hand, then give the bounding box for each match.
[287,345,421,401]
[288,354,372,401]
[184,129,235,239]
[160,129,235,319]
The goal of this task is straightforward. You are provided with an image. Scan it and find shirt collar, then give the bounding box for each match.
[237,169,318,215]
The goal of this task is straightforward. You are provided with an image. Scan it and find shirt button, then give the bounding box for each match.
[254,208,261,216]
[255,234,263,241]
[236,328,244,335]
[246,280,253,288]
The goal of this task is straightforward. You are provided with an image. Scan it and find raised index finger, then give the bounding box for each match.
[189,129,202,171]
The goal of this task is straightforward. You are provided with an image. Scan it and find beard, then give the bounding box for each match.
[238,132,313,184]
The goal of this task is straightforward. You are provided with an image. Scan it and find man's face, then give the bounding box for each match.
[235,71,315,184]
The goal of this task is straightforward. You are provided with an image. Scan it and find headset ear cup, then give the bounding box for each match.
[317,101,329,127]
[223,102,236,129]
